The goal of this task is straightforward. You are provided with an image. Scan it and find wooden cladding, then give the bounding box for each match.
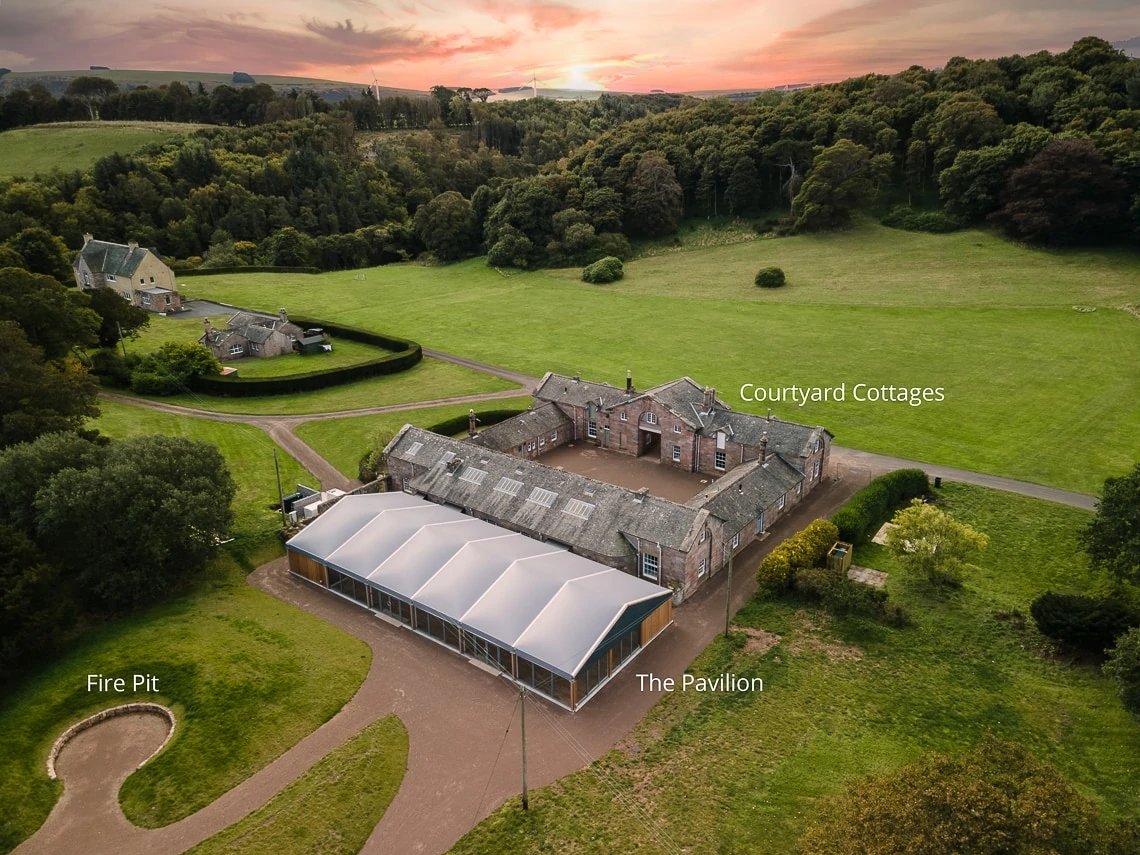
[640,598,673,645]
[288,550,327,585]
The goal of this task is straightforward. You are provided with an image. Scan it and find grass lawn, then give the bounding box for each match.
[0,553,371,852]
[111,356,519,416]
[0,122,200,179]
[295,396,534,479]
[93,401,311,553]
[179,224,1140,495]
[188,715,408,855]
[450,483,1140,855]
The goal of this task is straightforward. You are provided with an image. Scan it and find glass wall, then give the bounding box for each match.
[327,568,369,606]
[371,588,412,624]
[463,633,512,674]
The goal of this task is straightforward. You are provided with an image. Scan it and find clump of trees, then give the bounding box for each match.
[0,432,236,683]
[754,266,785,288]
[885,499,990,586]
[1104,628,1140,715]
[798,736,1138,854]
[581,256,624,284]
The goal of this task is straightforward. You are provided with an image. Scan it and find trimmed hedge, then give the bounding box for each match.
[754,266,786,288]
[1030,591,1140,653]
[426,407,530,437]
[190,318,421,397]
[581,256,624,284]
[831,469,929,543]
[173,265,321,276]
[756,519,839,595]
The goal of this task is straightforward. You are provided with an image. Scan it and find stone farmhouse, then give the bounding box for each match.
[385,372,832,601]
[199,309,325,360]
[72,234,182,313]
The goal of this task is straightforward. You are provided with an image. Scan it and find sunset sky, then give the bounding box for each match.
[1,0,1137,92]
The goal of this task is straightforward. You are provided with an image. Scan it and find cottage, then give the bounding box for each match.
[72,234,182,313]
[199,308,325,360]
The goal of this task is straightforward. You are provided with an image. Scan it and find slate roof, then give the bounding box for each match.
[469,404,573,453]
[533,373,642,410]
[701,411,829,460]
[386,426,709,560]
[73,240,156,277]
[642,376,727,428]
[685,455,804,531]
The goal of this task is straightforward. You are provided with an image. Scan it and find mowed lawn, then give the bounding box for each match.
[93,401,311,548]
[182,225,1140,494]
[296,396,534,479]
[451,484,1140,855]
[188,715,408,855]
[0,122,200,178]
[0,553,371,851]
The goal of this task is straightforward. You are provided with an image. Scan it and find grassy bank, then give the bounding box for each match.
[0,122,199,178]
[295,396,534,479]
[0,555,371,851]
[189,715,408,855]
[450,484,1140,855]
[179,225,1140,494]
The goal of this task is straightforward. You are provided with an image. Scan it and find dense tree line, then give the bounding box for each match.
[0,37,1137,281]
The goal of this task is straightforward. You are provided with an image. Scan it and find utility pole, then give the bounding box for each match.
[117,321,128,358]
[273,448,287,528]
[724,542,734,639]
[520,684,529,810]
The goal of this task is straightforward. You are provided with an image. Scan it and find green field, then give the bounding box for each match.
[0,554,371,852]
[0,122,202,178]
[295,397,534,479]
[181,225,1140,494]
[451,484,1140,855]
[93,401,310,548]
[112,355,519,415]
[189,715,407,855]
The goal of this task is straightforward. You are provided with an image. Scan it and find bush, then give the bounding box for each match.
[794,565,903,623]
[1104,627,1140,715]
[757,519,839,595]
[581,256,624,284]
[1031,592,1140,653]
[754,266,786,288]
[90,348,136,388]
[831,468,929,543]
[191,319,421,397]
[881,205,965,234]
[129,343,220,396]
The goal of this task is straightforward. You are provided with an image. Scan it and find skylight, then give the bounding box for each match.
[527,487,558,508]
[494,477,524,497]
[563,499,595,520]
[407,441,424,457]
[458,467,488,486]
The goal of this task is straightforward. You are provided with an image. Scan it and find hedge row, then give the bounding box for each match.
[191,318,421,397]
[427,408,531,437]
[173,265,321,276]
[756,519,839,595]
[1030,591,1140,653]
[831,469,929,543]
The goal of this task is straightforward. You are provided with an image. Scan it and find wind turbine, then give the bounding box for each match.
[370,68,382,102]
[528,71,548,99]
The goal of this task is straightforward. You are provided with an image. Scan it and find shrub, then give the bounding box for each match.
[90,348,137,388]
[880,205,965,234]
[581,255,624,284]
[757,519,839,595]
[754,266,786,288]
[794,565,902,623]
[129,343,220,396]
[1031,592,1140,653]
[1104,627,1140,715]
[831,468,929,543]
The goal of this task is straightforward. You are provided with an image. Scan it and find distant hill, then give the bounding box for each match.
[0,69,427,103]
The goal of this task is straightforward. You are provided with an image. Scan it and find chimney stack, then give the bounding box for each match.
[626,369,633,394]
[82,233,93,246]
[127,240,139,250]
[468,408,478,437]
[279,307,288,324]
[703,386,716,411]
[760,431,769,461]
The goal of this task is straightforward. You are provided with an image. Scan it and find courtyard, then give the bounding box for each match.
[537,443,713,503]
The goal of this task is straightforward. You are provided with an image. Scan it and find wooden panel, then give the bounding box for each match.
[288,550,327,585]
[570,678,578,711]
[640,598,673,645]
